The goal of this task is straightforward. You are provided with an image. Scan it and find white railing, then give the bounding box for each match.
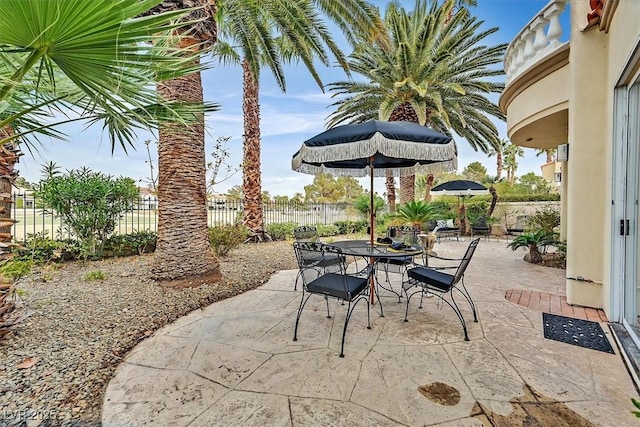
[504,0,570,84]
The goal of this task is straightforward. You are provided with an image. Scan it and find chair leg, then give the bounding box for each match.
[448,292,469,341]
[339,297,371,358]
[455,276,477,322]
[325,295,332,318]
[293,292,312,342]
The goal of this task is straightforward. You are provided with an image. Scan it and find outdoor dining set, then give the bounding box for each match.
[291,225,480,357]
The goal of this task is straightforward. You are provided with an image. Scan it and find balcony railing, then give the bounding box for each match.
[504,0,570,84]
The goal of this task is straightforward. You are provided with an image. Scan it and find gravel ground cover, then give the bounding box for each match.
[0,240,297,426]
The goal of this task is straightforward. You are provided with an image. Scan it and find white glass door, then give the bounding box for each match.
[612,79,640,343]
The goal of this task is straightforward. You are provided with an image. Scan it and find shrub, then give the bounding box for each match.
[208,224,249,256]
[527,206,561,234]
[104,230,157,256]
[266,222,297,240]
[14,232,80,263]
[84,270,106,281]
[315,224,340,237]
[334,220,368,234]
[0,259,32,279]
[35,168,139,258]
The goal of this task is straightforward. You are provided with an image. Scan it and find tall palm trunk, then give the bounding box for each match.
[385,171,396,212]
[241,59,266,241]
[487,185,498,217]
[390,105,419,203]
[496,152,503,180]
[424,173,434,202]
[0,127,19,252]
[152,47,219,282]
[399,175,415,204]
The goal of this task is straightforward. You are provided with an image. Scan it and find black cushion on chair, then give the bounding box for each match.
[378,256,413,266]
[407,266,454,292]
[307,272,369,301]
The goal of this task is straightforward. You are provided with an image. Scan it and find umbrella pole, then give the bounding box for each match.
[369,157,376,305]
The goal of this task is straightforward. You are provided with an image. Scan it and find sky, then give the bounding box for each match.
[16,0,563,197]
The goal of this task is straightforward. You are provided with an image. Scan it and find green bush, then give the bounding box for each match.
[266,222,297,240]
[84,270,106,281]
[333,220,368,234]
[14,232,81,263]
[208,224,249,256]
[315,224,340,237]
[104,230,157,256]
[0,259,32,279]
[526,206,561,234]
[35,168,139,258]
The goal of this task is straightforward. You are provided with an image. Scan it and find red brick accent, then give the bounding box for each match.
[505,289,608,322]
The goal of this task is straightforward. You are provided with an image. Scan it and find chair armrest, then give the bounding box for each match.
[428,254,463,262]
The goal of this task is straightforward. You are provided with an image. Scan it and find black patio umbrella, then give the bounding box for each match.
[292,120,457,245]
[431,179,488,224]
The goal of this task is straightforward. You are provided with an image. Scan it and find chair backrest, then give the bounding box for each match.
[388,225,418,244]
[473,217,488,228]
[293,241,346,288]
[451,238,480,285]
[294,225,319,242]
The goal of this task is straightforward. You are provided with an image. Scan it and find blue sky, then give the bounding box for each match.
[18,0,561,197]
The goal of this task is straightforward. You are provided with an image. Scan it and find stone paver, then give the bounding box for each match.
[103,240,639,426]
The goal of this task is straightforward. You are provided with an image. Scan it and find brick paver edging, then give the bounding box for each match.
[505,289,608,323]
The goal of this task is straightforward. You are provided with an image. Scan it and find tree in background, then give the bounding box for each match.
[536,148,556,164]
[487,138,510,181]
[504,144,525,184]
[461,161,488,182]
[214,1,382,241]
[304,173,364,203]
[328,0,505,205]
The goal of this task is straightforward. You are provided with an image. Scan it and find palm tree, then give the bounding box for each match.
[487,138,510,180]
[328,0,506,205]
[536,148,556,164]
[504,143,525,184]
[214,2,382,241]
[144,0,220,281]
[0,0,212,255]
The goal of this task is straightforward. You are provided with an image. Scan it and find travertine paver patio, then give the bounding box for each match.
[102,239,638,426]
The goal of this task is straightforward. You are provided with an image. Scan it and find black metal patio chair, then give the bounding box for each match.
[375,226,419,301]
[402,238,480,341]
[292,241,371,357]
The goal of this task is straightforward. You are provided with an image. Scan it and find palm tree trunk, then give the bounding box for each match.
[399,175,415,204]
[424,173,434,202]
[487,185,498,217]
[496,152,503,180]
[152,56,219,282]
[385,172,396,212]
[0,127,19,252]
[241,59,266,241]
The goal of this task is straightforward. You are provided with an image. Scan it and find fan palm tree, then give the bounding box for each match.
[328,0,506,205]
[214,1,382,241]
[0,0,213,254]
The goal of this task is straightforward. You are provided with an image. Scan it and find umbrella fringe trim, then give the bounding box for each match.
[293,159,457,178]
[294,134,457,164]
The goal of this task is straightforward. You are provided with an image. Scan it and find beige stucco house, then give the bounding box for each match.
[499,0,640,345]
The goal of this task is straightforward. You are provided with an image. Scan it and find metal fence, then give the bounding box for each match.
[9,196,356,242]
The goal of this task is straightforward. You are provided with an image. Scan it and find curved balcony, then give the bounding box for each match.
[499,0,570,149]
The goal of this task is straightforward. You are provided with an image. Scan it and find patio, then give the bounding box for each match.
[102,239,637,426]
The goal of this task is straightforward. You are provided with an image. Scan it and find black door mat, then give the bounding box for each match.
[542,312,615,354]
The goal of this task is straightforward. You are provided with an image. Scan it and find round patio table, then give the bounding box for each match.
[329,240,423,308]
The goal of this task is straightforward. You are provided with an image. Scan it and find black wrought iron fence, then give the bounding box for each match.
[9,195,355,242]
